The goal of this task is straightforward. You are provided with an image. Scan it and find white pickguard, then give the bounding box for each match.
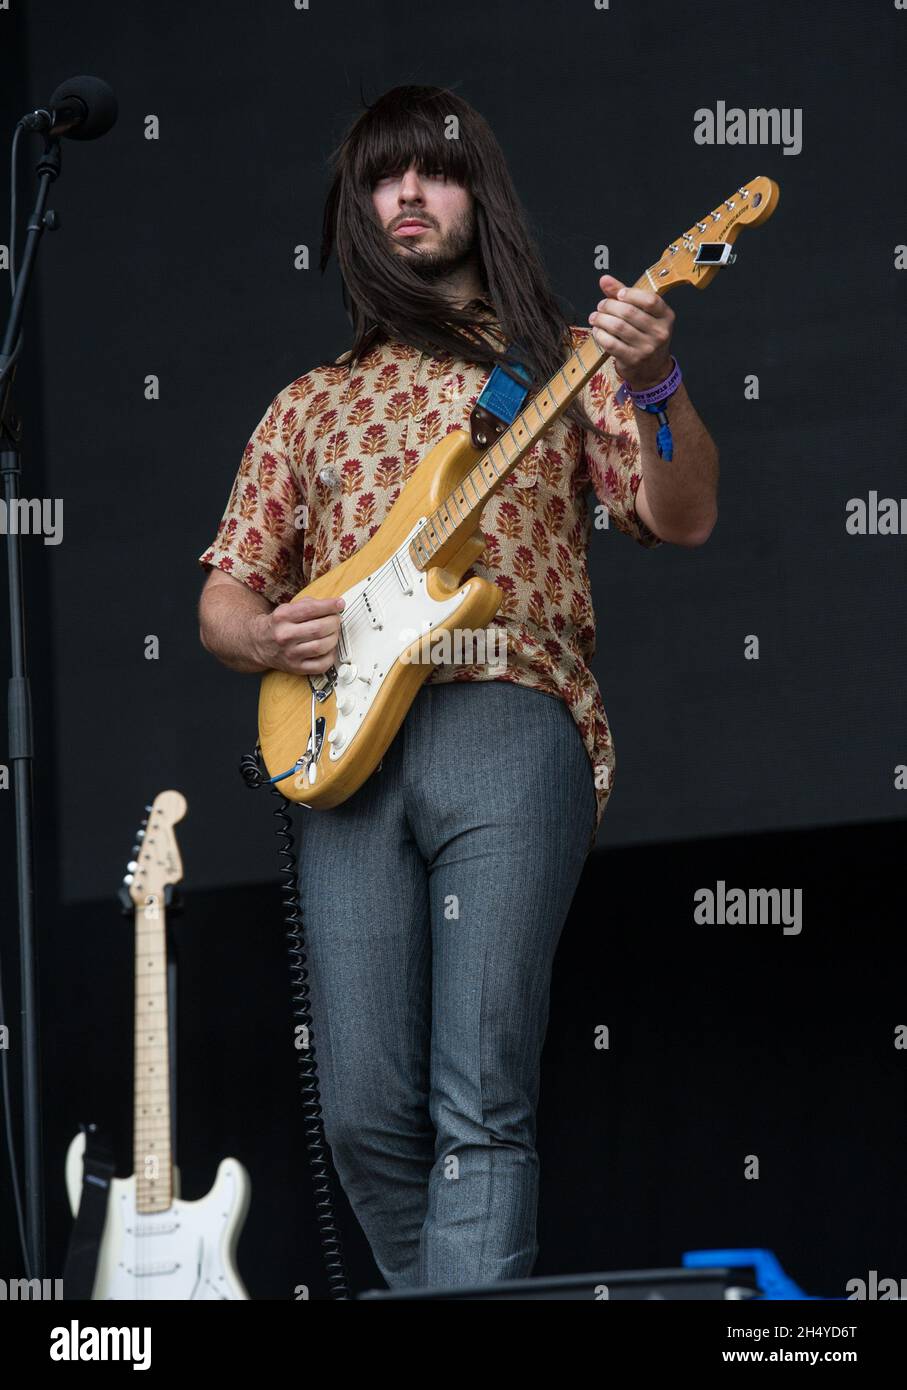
[65,1132,250,1300]
[323,517,473,762]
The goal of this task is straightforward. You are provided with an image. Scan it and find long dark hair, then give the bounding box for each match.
[318,84,605,439]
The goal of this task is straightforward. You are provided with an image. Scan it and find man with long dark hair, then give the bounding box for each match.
[198,85,718,1289]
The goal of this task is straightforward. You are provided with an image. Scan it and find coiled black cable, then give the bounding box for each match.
[239,748,350,1301]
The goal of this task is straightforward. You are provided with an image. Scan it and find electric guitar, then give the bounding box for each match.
[65,790,251,1299]
[258,176,780,806]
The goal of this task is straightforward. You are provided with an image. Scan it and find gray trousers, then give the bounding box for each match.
[295,679,596,1289]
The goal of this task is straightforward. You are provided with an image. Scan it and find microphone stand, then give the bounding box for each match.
[0,133,63,1280]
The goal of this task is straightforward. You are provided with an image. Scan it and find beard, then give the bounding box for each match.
[398,206,477,281]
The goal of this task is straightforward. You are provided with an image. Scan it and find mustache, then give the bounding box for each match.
[391,213,436,230]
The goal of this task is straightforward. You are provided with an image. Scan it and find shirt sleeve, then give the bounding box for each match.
[578,352,663,549]
[198,389,307,605]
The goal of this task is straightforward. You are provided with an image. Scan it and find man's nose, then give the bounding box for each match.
[398,165,425,201]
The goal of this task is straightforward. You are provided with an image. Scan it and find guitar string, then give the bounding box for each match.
[319,496,475,629]
[301,532,454,664]
[332,544,480,666]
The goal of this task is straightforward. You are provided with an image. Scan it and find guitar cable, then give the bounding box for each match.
[239,748,351,1301]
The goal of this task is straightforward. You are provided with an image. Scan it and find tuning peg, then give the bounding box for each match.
[136,830,145,840]
[126,860,138,872]
[123,874,134,886]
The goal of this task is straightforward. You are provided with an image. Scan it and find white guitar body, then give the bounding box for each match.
[65,1131,251,1300]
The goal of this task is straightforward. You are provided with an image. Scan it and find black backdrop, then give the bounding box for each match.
[0,0,905,1300]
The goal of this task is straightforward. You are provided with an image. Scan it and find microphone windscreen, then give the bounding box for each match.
[48,75,118,140]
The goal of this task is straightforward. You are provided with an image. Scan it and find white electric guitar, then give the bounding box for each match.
[65,790,251,1300]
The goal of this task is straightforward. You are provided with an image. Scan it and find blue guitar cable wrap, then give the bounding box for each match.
[636,404,674,461]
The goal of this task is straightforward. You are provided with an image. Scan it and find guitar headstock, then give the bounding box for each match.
[122,790,187,907]
[644,175,780,293]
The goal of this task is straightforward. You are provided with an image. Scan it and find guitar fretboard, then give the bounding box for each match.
[133,895,173,1213]
[406,313,630,569]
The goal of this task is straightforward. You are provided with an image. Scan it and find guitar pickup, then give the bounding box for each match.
[361,585,383,629]
[392,552,413,595]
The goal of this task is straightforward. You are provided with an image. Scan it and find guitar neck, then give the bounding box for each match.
[132,894,173,1212]
[408,270,660,569]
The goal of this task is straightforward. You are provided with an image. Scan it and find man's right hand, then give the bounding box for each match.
[250,595,346,675]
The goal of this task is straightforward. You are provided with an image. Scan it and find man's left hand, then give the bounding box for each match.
[588,274,675,391]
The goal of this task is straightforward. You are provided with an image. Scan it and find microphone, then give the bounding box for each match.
[19,76,117,141]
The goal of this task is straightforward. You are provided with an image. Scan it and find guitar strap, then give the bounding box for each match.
[62,1123,116,1299]
[469,344,533,450]
[358,319,535,452]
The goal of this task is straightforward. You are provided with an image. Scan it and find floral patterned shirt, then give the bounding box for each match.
[199,321,663,853]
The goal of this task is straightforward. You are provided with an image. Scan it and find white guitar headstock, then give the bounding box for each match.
[122,789,187,906]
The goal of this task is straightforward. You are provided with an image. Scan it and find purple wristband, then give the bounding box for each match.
[627,356,682,408]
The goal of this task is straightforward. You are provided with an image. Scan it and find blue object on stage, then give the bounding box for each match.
[683,1247,822,1300]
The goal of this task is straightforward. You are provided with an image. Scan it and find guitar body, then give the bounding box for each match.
[258,426,504,805]
[65,1130,251,1300]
